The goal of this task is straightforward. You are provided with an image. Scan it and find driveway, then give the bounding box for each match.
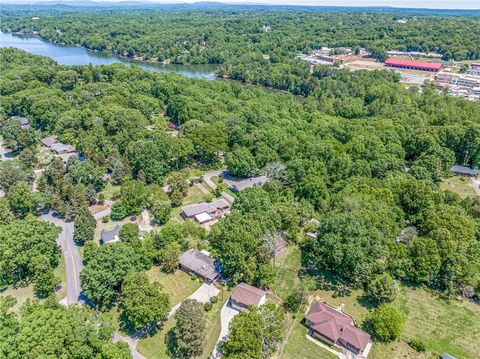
[471,176,480,196]
[168,283,220,318]
[40,212,82,306]
[203,170,225,190]
[113,333,146,359]
[212,300,240,358]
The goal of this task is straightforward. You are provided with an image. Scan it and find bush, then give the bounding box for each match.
[102,216,109,223]
[284,292,302,312]
[199,278,204,284]
[210,295,218,304]
[203,193,213,203]
[191,274,197,281]
[369,304,405,342]
[408,338,426,352]
[98,193,105,205]
[204,302,212,311]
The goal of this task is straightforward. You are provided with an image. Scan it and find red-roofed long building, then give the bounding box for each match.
[385,58,442,72]
[306,301,371,356]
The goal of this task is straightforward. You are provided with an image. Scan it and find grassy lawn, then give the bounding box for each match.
[280,311,339,359]
[270,245,480,359]
[100,182,121,201]
[315,286,480,359]
[440,175,477,198]
[270,246,302,301]
[144,268,201,306]
[137,289,226,359]
[0,253,67,312]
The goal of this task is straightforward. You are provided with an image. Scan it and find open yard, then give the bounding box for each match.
[441,175,477,198]
[145,268,201,306]
[137,289,226,359]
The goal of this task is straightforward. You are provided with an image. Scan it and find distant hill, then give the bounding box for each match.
[1,1,479,15]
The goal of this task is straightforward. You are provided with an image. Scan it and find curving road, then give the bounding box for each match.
[41,212,82,306]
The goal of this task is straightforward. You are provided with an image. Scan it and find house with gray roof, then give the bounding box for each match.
[179,249,221,283]
[451,165,478,177]
[100,224,121,244]
[181,198,230,223]
[229,175,269,192]
[12,116,31,129]
[51,142,75,155]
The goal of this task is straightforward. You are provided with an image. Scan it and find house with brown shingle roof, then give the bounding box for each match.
[230,283,267,311]
[306,301,371,356]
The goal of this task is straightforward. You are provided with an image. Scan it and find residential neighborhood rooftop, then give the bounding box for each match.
[229,175,269,192]
[231,282,267,308]
[306,301,370,353]
[100,224,121,244]
[41,135,58,147]
[451,165,478,177]
[181,198,230,218]
[179,249,221,282]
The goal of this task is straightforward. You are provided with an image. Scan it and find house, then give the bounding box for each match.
[181,198,231,223]
[229,175,269,192]
[12,116,31,129]
[451,165,478,177]
[384,58,442,72]
[179,249,221,283]
[100,224,121,244]
[306,301,371,356]
[230,283,267,311]
[51,142,76,155]
[41,135,58,148]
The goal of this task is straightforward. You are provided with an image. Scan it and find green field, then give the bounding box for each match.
[441,175,477,198]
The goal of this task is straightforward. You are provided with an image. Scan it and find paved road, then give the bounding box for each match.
[40,212,82,306]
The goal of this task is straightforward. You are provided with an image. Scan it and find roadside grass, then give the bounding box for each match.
[137,288,226,359]
[144,268,201,306]
[440,175,477,198]
[0,253,67,312]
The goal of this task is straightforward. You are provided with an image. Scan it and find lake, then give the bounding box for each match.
[0,31,218,80]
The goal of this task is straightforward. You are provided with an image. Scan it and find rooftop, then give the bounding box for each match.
[181,198,230,217]
[41,135,58,147]
[229,175,269,192]
[385,58,442,71]
[451,165,478,176]
[179,249,221,281]
[306,301,370,352]
[100,224,121,244]
[231,282,267,308]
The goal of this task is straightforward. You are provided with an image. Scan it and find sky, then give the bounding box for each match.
[8,0,480,9]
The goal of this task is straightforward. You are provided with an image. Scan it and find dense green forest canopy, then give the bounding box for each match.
[1,8,479,64]
[1,47,479,298]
